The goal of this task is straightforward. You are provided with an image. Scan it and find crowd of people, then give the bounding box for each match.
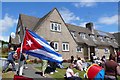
[2,44,120,80]
[66,52,120,80]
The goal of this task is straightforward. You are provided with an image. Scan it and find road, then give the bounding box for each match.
[15,63,54,80]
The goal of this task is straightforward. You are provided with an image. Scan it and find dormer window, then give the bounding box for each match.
[50,22,61,32]
[76,46,82,52]
[80,33,87,39]
[106,37,111,43]
[17,27,20,34]
[90,35,96,41]
[71,31,76,38]
[99,36,104,42]
[113,39,118,44]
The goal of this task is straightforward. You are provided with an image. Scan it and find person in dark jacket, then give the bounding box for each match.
[49,42,58,74]
[2,47,17,73]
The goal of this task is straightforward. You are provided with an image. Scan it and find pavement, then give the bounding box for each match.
[3,63,54,80]
[17,64,54,80]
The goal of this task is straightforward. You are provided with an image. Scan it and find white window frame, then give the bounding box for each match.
[99,36,104,42]
[17,27,20,34]
[62,43,69,51]
[71,31,76,38]
[106,37,111,43]
[80,33,87,39]
[113,39,118,44]
[50,22,61,32]
[53,42,59,51]
[90,35,96,41]
[76,46,82,52]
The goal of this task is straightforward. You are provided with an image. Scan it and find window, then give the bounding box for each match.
[80,33,87,39]
[76,46,82,52]
[17,27,20,34]
[104,48,109,54]
[62,43,69,51]
[50,22,61,32]
[106,37,111,43]
[99,36,104,42]
[53,42,59,51]
[90,35,96,41]
[95,47,99,53]
[113,39,118,44]
[71,31,76,38]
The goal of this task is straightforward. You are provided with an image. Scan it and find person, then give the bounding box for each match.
[70,56,74,63]
[2,47,17,73]
[16,47,25,75]
[94,57,102,66]
[101,55,106,63]
[117,52,120,63]
[65,64,81,80]
[101,55,106,68]
[41,59,48,77]
[49,61,58,74]
[76,57,83,71]
[104,53,120,80]
[24,54,29,69]
[49,41,58,74]
[90,53,94,63]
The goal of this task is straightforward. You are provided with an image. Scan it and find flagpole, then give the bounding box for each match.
[17,27,26,75]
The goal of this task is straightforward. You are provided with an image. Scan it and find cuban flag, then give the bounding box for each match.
[22,29,63,63]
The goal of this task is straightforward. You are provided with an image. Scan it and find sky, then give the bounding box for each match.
[1,2,119,42]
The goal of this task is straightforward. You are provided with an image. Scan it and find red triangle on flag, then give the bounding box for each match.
[23,30,42,51]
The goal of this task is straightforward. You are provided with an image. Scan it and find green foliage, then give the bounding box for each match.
[85,59,91,62]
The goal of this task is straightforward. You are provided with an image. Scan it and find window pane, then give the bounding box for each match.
[55,44,57,49]
[63,44,65,50]
[51,23,54,30]
[66,45,68,50]
[58,24,60,31]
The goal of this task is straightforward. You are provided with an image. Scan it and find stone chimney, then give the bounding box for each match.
[86,22,94,34]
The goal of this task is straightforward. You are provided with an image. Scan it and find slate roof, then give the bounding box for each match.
[66,24,95,46]
[20,14,39,30]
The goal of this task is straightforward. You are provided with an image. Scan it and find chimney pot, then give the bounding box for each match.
[86,22,94,34]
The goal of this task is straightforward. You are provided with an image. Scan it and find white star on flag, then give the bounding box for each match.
[26,40,33,47]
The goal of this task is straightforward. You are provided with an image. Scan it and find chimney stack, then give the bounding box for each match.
[86,22,94,34]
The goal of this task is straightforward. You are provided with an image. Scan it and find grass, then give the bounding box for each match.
[35,63,85,80]
[1,54,8,58]
[49,68,85,79]
[35,63,120,80]
[2,71,15,80]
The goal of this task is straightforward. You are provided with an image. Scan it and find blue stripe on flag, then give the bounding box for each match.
[28,30,49,45]
[25,51,62,63]
[41,47,62,57]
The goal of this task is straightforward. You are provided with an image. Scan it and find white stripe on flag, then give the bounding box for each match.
[29,49,63,62]
[34,38,55,51]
